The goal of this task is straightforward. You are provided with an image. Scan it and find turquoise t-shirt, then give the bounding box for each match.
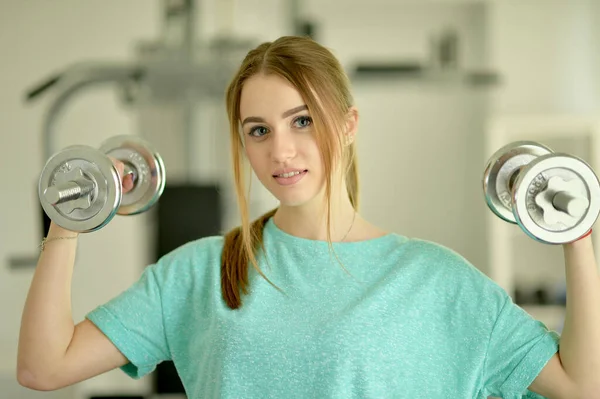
[86,217,560,399]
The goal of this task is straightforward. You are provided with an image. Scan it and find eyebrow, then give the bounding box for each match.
[241,105,308,126]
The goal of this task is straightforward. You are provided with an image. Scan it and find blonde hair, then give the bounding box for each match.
[222,36,359,309]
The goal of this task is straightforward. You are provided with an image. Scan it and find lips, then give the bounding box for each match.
[272,168,307,178]
[273,169,308,186]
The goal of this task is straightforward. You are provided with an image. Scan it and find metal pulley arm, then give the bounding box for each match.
[24,62,145,162]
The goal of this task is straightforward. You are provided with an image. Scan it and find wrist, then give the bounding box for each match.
[40,224,79,250]
[564,229,593,248]
[575,228,593,242]
[47,222,79,239]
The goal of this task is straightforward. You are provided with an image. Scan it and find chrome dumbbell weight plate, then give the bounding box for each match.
[513,154,600,244]
[39,146,121,232]
[483,141,554,224]
[99,135,166,215]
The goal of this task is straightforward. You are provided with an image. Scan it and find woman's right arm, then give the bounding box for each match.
[17,222,129,391]
[17,161,135,391]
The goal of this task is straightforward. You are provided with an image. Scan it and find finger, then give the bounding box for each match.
[109,156,125,176]
[123,174,135,192]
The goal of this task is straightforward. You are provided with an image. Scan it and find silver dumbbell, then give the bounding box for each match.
[39,135,166,232]
[483,141,600,244]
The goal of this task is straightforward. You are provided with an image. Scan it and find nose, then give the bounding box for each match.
[270,131,296,163]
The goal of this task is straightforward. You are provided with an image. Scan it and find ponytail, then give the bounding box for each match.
[221,208,278,309]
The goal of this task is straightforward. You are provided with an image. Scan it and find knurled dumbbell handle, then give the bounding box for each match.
[44,162,135,207]
[43,179,95,206]
[552,191,590,218]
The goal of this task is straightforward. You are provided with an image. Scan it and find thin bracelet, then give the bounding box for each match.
[40,235,78,251]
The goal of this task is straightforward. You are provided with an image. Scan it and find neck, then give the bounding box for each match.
[273,184,357,242]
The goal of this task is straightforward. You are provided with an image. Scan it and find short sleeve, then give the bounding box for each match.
[482,294,561,399]
[86,264,170,379]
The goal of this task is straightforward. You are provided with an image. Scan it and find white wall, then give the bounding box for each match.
[487,0,599,115]
[595,0,600,106]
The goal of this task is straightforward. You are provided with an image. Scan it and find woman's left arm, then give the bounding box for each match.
[529,233,600,398]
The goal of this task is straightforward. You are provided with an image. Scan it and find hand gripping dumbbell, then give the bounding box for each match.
[483,141,600,244]
[39,135,166,232]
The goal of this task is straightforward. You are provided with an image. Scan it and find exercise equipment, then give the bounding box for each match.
[38,135,165,232]
[483,141,600,244]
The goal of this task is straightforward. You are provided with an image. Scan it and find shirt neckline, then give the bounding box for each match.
[264,217,402,248]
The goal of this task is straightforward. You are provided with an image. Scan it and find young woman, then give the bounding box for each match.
[17,35,600,399]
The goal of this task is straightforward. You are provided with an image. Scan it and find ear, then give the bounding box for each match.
[344,106,359,145]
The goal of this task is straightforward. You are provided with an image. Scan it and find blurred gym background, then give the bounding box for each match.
[1,0,599,398]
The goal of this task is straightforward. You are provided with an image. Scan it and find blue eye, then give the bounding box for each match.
[293,115,312,128]
[249,126,269,137]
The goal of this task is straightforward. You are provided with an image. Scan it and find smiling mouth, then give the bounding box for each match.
[273,170,308,178]
[273,170,308,186]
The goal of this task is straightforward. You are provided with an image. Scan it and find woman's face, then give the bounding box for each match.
[239,74,325,207]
